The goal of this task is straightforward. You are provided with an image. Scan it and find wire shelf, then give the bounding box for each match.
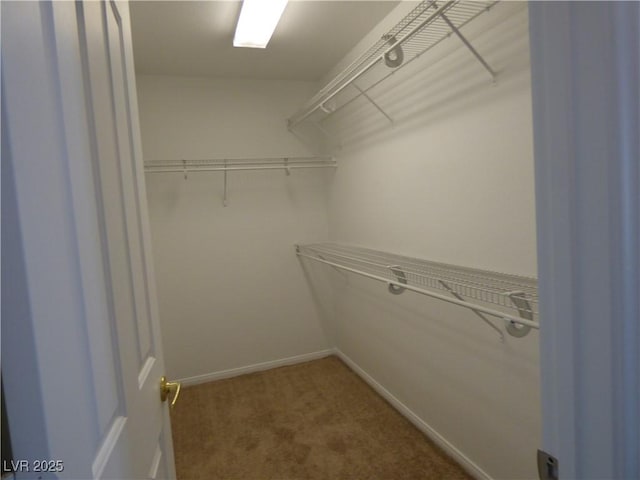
[287,0,497,129]
[144,156,335,207]
[144,156,336,174]
[296,242,538,338]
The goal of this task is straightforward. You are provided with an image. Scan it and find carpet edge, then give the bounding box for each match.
[335,348,493,480]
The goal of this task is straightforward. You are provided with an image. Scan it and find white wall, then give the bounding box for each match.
[321,3,540,479]
[137,3,540,478]
[137,76,332,380]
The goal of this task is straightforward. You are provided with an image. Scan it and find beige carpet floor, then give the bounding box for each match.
[170,355,472,480]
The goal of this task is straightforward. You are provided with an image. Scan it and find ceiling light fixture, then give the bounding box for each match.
[233,0,289,49]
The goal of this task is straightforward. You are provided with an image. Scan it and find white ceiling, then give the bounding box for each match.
[130,1,399,81]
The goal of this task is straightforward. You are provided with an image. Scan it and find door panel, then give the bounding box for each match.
[77,0,176,477]
[105,1,155,366]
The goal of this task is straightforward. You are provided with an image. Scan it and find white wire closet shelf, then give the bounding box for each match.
[296,242,538,339]
[144,156,336,174]
[144,156,336,207]
[287,0,497,130]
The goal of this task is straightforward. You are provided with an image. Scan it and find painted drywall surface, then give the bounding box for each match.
[137,76,332,380]
[323,3,541,479]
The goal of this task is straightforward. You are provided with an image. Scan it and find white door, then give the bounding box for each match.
[529,2,639,479]
[1,1,177,478]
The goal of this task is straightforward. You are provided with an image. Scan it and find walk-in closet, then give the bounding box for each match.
[133,1,537,478]
[3,1,637,479]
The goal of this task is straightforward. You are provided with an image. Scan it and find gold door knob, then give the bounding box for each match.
[159,376,181,408]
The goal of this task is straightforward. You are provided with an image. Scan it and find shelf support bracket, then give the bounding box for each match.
[439,11,497,82]
[505,291,533,338]
[388,265,407,294]
[438,280,505,341]
[353,83,394,124]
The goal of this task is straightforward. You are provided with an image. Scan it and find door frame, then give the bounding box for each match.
[1,1,175,478]
[529,2,639,479]
[2,1,638,479]
[3,1,102,475]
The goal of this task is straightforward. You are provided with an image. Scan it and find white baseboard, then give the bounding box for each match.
[334,349,493,480]
[177,349,335,386]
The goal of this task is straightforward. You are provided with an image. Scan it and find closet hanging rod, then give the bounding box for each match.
[296,243,539,335]
[144,156,334,165]
[144,164,336,174]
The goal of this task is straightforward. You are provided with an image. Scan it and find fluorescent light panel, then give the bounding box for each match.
[233,0,289,49]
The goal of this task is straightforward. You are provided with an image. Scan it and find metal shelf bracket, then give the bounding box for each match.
[505,291,534,338]
[439,280,505,340]
[436,4,497,82]
[353,83,394,124]
[388,265,407,294]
